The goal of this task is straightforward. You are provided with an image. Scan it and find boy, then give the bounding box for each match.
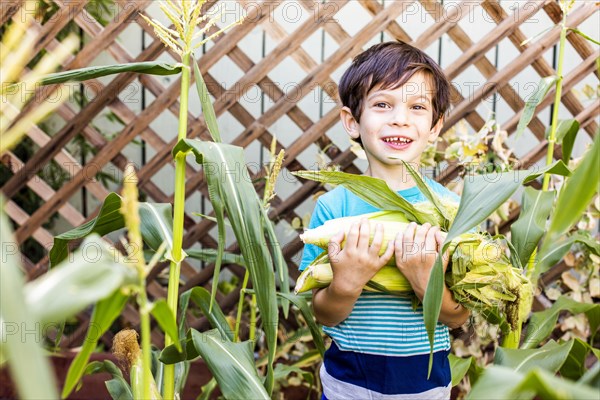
[299,41,470,399]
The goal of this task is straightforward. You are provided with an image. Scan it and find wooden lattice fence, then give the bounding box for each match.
[1,0,598,347]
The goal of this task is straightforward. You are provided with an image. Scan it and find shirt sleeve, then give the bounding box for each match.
[298,197,335,271]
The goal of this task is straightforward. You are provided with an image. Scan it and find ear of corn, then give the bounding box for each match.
[296,208,532,331]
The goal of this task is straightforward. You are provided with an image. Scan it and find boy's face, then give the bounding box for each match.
[340,71,442,175]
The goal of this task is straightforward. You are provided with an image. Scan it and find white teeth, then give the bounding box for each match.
[383,137,412,144]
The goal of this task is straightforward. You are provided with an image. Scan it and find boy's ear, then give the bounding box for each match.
[340,106,360,140]
[428,117,444,142]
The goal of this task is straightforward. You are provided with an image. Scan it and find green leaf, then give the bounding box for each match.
[105,378,134,400]
[25,235,137,324]
[535,232,600,274]
[191,329,270,400]
[522,159,571,184]
[568,28,600,46]
[515,76,558,139]
[552,119,579,163]
[184,248,245,266]
[467,365,599,400]
[495,340,576,374]
[262,206,290,318]
[3,62,182,93]
[192,53,221,143]
[62,292,129,398]
[0,200,59,399]
[197,378,218,400]
[274,292,325,358]
[540,134,600,263]
[151,300,182,352]
[522,296,599,349]
[174,139,278,393]
[424,170,527,374]
[82,361,132,400]
[292,170,439,225]
[185,287,234,341]
[449,354,475,387]
[559,338,597,380]
[400,160,450,228]
[159,331,200,364]
[510,187,555,268]
[49,193,175,266]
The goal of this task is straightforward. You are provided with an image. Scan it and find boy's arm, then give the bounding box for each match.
[312,218,394,327]
[394,223,470,329]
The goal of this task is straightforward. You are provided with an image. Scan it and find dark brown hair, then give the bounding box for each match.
[339,41,450,136]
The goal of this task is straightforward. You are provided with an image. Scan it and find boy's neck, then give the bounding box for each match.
[365,164,420,192]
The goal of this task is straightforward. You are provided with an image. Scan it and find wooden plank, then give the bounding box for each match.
[444,2,596,130]
[482,0,599,137]
[2,152,85,227]
[0,0,23,26]
[1,1,156,199]
[4,200,54,249]
[28,0,88,60]
[417,0,545,138]
[445,0,551,80]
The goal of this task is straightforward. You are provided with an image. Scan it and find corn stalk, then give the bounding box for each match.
[141,2,241,397]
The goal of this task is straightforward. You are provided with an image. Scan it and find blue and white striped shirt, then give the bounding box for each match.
[299,179,460,398]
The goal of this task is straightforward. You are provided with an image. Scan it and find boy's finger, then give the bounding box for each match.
[356,218,371,249]
[327,230,345,260]
[425,226,439,253]
[413,222,431,245]
[394,231,404,259]
[380,239,395,265]
[345,221,361,249]
[403,222,418,242]
[369,223,384,254]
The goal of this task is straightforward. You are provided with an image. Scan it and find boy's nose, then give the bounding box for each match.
[390,107,409,125]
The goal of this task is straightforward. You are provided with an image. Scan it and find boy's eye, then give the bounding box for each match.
[374,102,390,108]
[412,104,427,110]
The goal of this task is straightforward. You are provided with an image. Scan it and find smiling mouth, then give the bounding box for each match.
[382,137,412,144]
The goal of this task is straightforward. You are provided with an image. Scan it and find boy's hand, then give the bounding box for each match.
[327,218,394,297]
[394,222,449,300]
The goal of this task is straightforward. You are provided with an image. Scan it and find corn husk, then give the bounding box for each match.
[296,210,532,330]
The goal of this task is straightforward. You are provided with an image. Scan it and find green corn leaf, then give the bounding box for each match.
[173,139,278,394]
[467,365,599,400]
[293,170,438,224]
[522,159,571,184]
[82,361,133,400]
[535,232,599,275]
[197,378,218,400]
[515,76,558,139]
[49,193,175,266]
[191,329,270,400]
[424,170,527,375]
[558,338,598,380]
[0,201,58,400]
[449,354,476,387]
[184,248,245,266]
[495,339,578,374]
[551,119,579,162]
[159,331,199,365]
[274,292,325,357]
[262,206,290,318]
[540,133,600,264]
[150,300,182,352]
[192,53,221,143]
[2,62,182,93]
[510,187,555,268]
[568,28,600,45]
[62,292,129,398]
[185,287,234,341]
[25,235,137,325]
[522,295,600,349]
[400,160,450,227]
